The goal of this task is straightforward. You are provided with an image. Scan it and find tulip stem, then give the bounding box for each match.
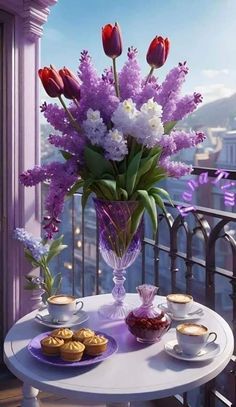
[112,58,120,98]
[145,67,154,85]
[58,95,81,132]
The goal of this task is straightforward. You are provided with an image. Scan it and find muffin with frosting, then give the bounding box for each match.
[84,334,108,356]
[60,340,85,362]
[40,336,64,356]
[73,328,95,343]
[51,327,73,342]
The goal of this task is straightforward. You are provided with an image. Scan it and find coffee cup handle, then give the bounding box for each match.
[75,300,84,313]
[158,303,168,312]
[207,332,217,344]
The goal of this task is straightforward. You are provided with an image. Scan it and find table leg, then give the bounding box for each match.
[106,403,130,407]
[21,383,40,407]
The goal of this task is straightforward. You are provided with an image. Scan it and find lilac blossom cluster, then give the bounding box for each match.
[20,48,204,238]
[14,228,49,261]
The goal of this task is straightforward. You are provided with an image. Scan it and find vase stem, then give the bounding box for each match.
[112,269,126,305]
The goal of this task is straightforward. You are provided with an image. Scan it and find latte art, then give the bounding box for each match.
[177,323,208,336]
[167,293,192,304]
[48,295,75,305]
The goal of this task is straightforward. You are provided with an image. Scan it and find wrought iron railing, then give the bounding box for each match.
[47,167,236,406]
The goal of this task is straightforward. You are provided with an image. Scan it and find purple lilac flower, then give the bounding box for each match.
[103,129,128,161]
[43,103,72,133]
[76,51,100,121]
[156,62,189,122]
[119,47,142,101]
[172,92,203,121]
[48,131,86,160]
[158,134,176,158]
[95,73,119,123]
[160,157,192,178]
[43,159,78,238]
[171,130,206,153]
[14,228,49,261]
[135,76,160,108]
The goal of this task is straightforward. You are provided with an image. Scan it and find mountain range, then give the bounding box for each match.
[183,93,236,129]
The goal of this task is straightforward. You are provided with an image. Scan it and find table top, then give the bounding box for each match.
[4,294,234,403]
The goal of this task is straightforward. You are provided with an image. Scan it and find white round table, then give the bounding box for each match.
[4,294,234,407]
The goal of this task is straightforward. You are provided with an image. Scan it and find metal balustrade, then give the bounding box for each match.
[44,167,236,406]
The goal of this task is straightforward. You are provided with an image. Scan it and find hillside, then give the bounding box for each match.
[184,93,236,128]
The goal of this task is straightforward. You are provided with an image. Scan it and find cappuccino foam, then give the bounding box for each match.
[177,323,208,336]
[167,293,192,304]
[48,295,75,305]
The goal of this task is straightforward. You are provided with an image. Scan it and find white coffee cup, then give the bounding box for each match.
[176,323,217,356]
[166,293,193,318]
[47,294,83,322]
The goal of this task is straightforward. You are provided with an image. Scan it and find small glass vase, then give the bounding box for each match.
[126,284,171,343]
[94,198,143,320]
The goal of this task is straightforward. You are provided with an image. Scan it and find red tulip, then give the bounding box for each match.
[102,22,122,59]
[146,36,170,69]
[38,66,64,98]
[59,67,81,100]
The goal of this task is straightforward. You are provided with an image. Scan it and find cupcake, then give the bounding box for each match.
[60,340,85,362]
[40,336,64,356]
[84,335,108,356]
[51,327,73,342]
[73,328,95,343]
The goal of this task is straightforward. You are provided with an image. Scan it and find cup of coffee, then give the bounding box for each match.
[166,293,193,318]
[47,295,84,322]
[176,323,217,356]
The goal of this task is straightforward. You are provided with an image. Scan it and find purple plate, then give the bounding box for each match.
[28,331,118,367]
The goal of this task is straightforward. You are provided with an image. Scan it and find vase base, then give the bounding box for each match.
[99,302,131,320]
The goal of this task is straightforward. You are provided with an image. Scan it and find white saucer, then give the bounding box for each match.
[34,308,89,328]
[158,303,204,321]
[164,339,221,362]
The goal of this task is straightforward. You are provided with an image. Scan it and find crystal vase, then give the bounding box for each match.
[94,198,143,320]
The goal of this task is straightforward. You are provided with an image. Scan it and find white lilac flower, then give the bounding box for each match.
[111,99,137,135]
[133,110,164,148]
[83,108,106,146]
[103,129,128,162]
[140,98,163,118]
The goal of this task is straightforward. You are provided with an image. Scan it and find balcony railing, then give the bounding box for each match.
[44,167,236,406]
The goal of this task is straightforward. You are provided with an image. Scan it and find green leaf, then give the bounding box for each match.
[150,192,167,214]
[164,121,177,134]
[51,273,62,295]
[126,151,142,196]
[130,204,144,235]
[67,179,84,196]
[138,167,167,190]
[118,188,128,200]
[60,150,73,160]
[137,190,157,233]
[84,146,114,178]
[150,187,174,206]
[117,173,126,189]
[97,179,118,200]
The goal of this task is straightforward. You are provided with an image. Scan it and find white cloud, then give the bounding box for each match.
[195,83,235,104]
[201,69,230,79]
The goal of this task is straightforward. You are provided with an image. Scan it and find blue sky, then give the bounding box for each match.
[41,0,236,105]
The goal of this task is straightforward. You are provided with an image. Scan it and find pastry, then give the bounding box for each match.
[83,334,108,356]
[40,336,64,356]
[60,340,85,362]
[73,328,95,343]
[51,327,73,342]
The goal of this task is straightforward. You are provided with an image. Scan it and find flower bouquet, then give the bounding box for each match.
[14,228,67,305]
[20,23,204,318]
